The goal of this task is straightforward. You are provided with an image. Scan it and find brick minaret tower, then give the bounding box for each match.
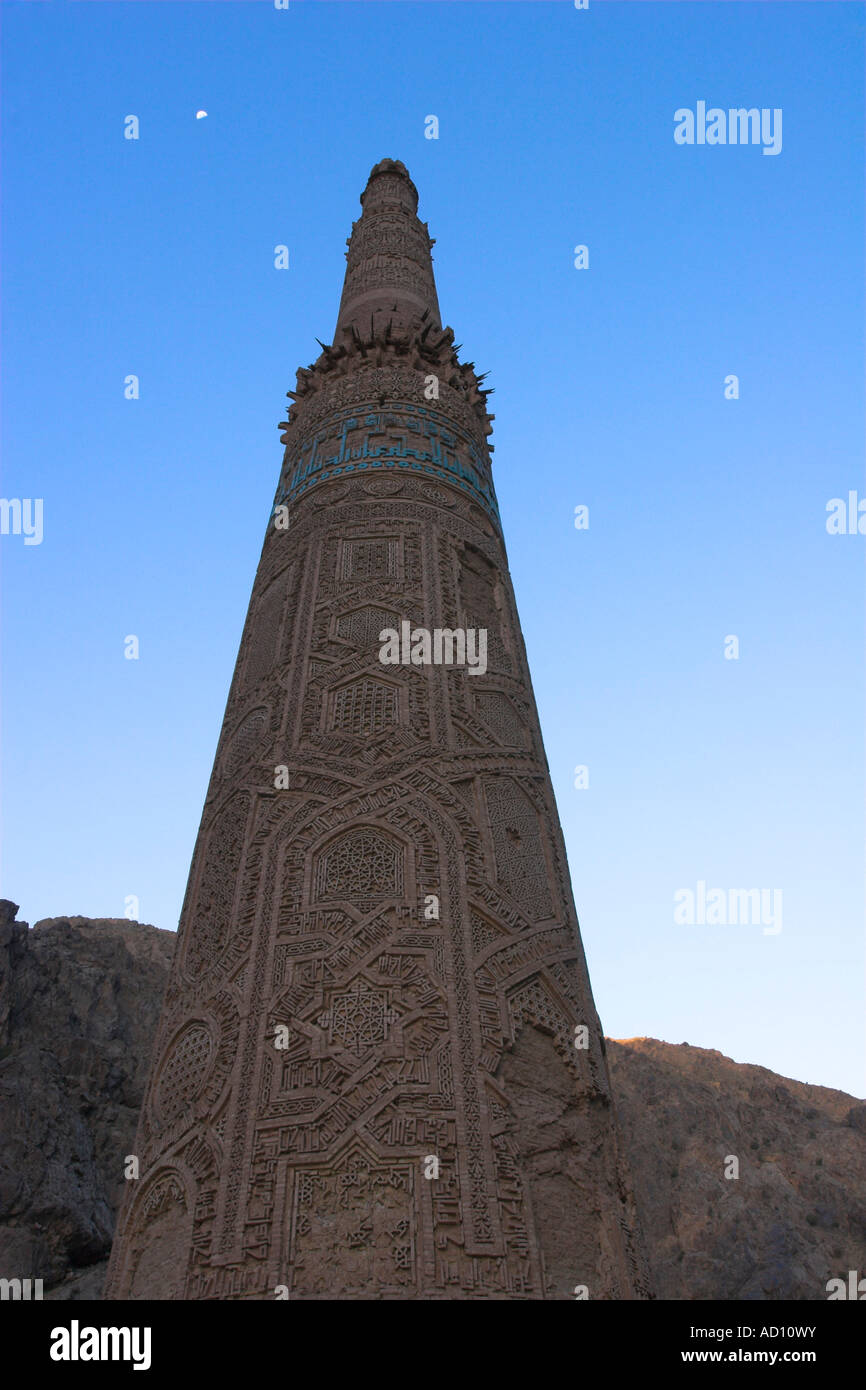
[105,160,648,1301]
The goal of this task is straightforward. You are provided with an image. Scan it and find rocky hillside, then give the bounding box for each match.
[0,901,174,1298]
[606,1037,866,1300]
[0,899,863,1300]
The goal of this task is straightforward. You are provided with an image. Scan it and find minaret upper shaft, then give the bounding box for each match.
[281,158,494,454]
[334,158,442,340]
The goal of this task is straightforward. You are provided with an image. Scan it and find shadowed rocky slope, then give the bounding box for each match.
[0,901,862,1300]
[0,902,174,1299]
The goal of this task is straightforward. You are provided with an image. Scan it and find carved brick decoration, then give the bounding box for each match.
[483,777,553,920]
[334,605,400,649]
[154,1023,214,1127]
[330,677,399,736]
[105,158,649,1301]
[313,827,404,902]
[340,537,400,581]
[182,792,250,982]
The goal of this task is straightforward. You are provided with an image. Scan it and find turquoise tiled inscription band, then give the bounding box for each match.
[274,402,501,526]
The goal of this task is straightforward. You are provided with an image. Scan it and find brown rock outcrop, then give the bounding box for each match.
[0,901,174,1299]
[606,1037,866,1300]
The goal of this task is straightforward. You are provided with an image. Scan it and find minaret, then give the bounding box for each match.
[105,160,649,1301]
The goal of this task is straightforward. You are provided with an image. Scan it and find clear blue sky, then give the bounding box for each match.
[2,1,863,1096]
